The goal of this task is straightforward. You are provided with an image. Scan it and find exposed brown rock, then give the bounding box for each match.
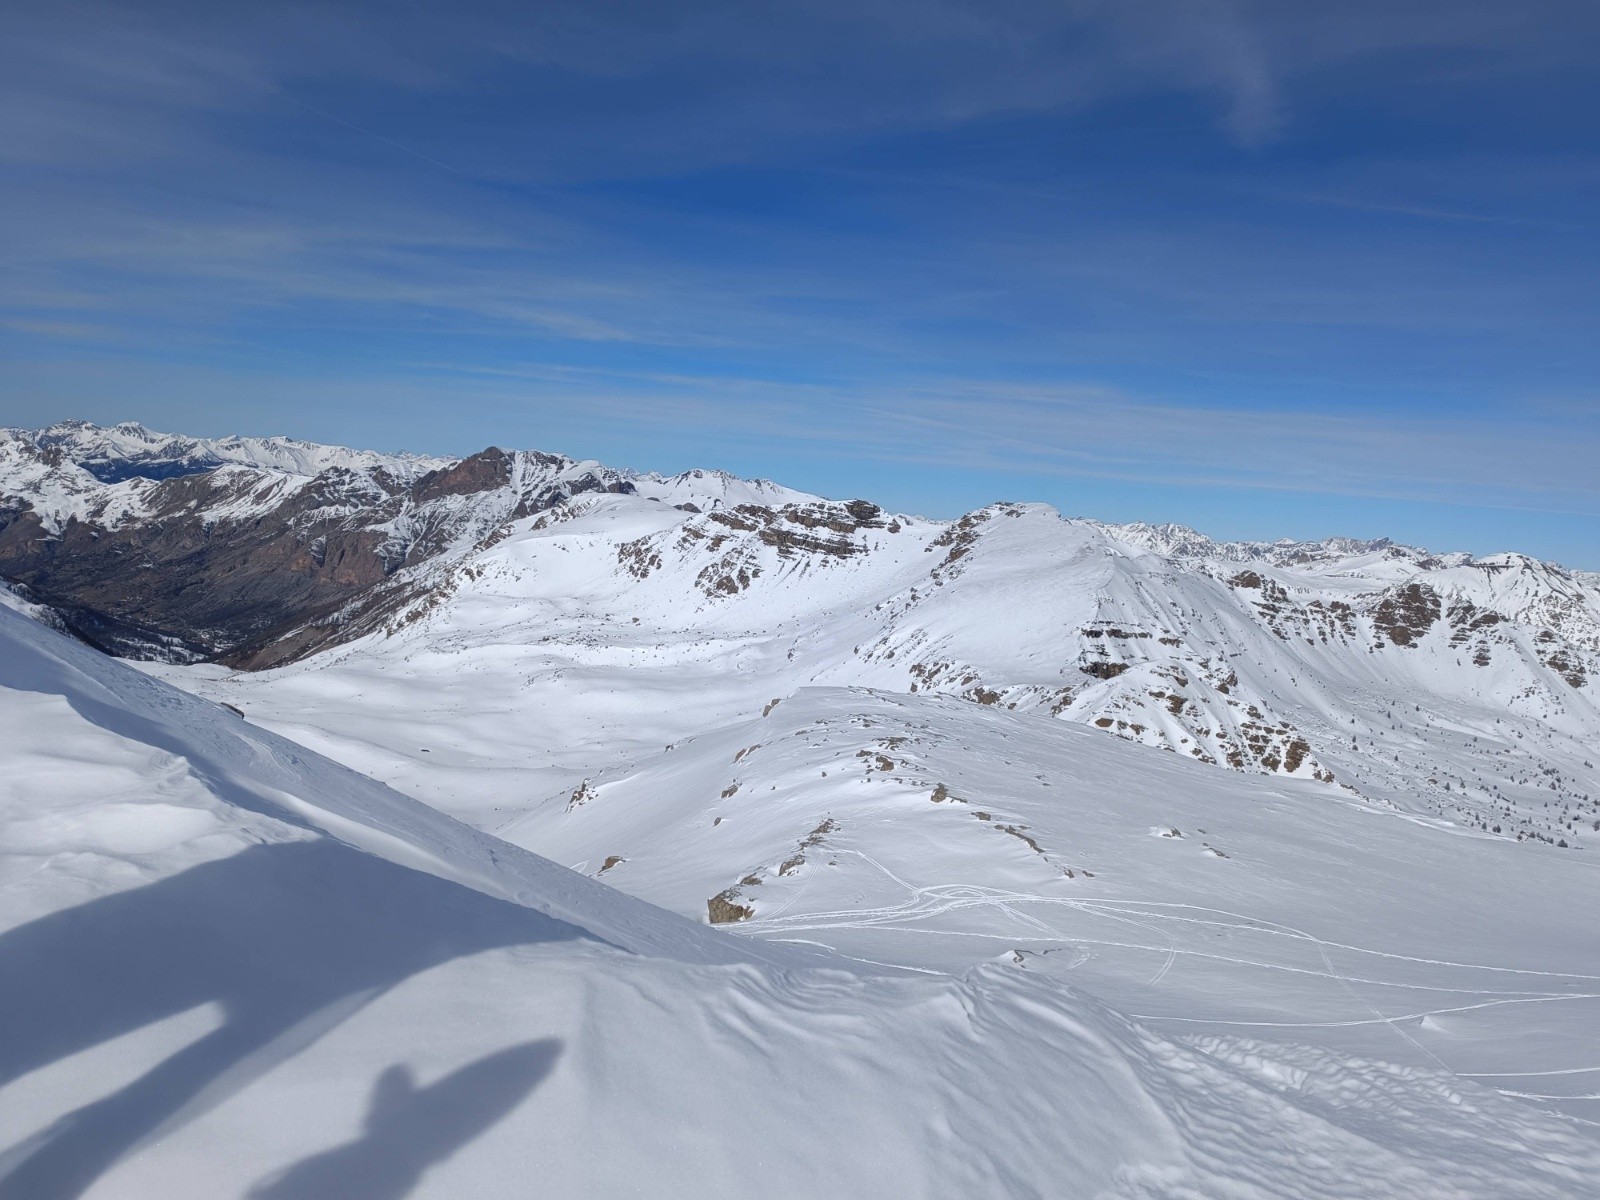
[413,448,512,502]
[707,891,754,924]
[1080,661,1129,680]
[1372,582,1441,648]
[0,444,627,667]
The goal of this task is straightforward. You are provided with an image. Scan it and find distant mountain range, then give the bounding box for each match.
[3,421,1596,859]
[0,421,808,665]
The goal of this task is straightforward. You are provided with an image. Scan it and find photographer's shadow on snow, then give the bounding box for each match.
[248,1040,561,1200]
[0,838,578,1200]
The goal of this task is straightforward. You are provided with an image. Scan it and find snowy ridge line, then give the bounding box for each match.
[10,435,1600,1193]
[13,419,1590,571]
[1,420,822,508]
[0,604,827,971]
[9,420,453,482]
[9,534,1600,1196]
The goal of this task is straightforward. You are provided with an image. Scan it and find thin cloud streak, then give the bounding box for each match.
[2,0,1597,563]
[12,352,1593,522]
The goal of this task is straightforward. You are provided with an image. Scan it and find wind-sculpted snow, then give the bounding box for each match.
[4,606,1600,1198]
[507,686,1600,1122]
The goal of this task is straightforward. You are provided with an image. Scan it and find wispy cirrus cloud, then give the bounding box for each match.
[2,0,1597,562]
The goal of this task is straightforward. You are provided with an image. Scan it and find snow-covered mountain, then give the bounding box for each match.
[0,422,813,664]
[5,599,1600,1198]
[3,422,1597,852]
[6,422,1600,1194]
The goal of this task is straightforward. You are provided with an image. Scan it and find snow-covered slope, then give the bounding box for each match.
[154,490,1598,852]
[509,684,1600,1121]
[632,465,819,510]
[13,427,1589,912]
[13,606,1600,1197]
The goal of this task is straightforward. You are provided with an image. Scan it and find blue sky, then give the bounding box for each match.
[3,2,1599,565]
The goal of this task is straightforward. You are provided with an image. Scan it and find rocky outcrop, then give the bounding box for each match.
[1371,582,1442,647]
[413,447,512,501]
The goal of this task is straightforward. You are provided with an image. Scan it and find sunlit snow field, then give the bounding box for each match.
[7,468,1600,1196]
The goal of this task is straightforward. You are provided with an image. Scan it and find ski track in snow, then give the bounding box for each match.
[743,879,1600,1105]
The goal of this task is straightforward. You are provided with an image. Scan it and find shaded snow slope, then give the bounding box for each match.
[5,607,1600,1198]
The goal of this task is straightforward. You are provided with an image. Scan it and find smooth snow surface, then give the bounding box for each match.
[6,605,1600,1198]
